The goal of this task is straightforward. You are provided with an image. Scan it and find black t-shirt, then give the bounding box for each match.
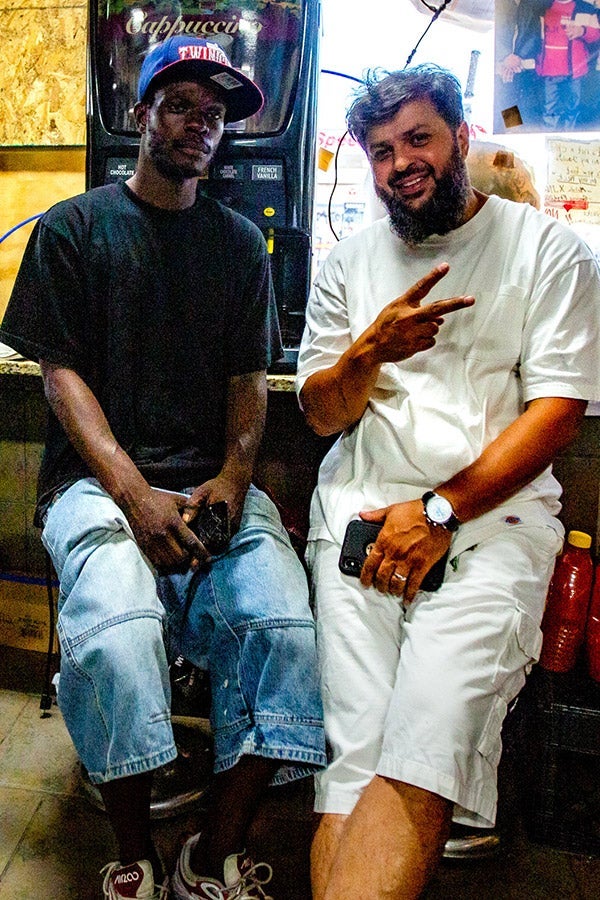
[0,182,282,522]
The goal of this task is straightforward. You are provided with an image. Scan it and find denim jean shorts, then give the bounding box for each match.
[42,478,326,784]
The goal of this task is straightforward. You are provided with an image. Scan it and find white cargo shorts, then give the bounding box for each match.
[307,523,560,827]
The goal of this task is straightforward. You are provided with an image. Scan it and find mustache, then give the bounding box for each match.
[174,138,211,153]
[388,163,433,189]
[375,140,470,246]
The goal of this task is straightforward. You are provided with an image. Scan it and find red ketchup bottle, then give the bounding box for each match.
[585,562,600,682]
[539,530,593,674]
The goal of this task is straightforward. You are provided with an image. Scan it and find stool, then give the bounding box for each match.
[442,826,500,859]
[40,550,59,717]
[80,658,215,819]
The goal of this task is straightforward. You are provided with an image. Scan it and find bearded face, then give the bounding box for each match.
[375,135,471,246]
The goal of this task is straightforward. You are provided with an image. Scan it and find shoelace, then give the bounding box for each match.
[200,885,228,900]
[155,877,170,900]
[230,860,274,900]
[100,862,122,898]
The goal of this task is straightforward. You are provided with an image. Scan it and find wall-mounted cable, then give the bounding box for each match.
[321,0,455,243]
[0,213,44,245]
[405,0,453,68]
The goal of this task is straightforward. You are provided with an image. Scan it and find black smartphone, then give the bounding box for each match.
[151,488,231,555]
[189,500,231,555]
[338,519,449,591]
[339,520,382,578]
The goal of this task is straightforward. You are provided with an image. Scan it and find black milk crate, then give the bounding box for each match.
[521,665,600,856]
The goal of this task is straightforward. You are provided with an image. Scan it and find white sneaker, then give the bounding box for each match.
[101,858,170,899]
[171,833,273,899]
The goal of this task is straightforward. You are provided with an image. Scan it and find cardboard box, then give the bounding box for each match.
[0,573,58,654]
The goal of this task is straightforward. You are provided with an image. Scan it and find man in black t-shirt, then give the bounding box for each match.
[0,36,326,900]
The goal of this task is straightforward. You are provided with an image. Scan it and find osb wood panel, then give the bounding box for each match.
[0,149,85,320]
[0,0,87,146]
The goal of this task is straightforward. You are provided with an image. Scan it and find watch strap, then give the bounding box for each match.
[422,490,461,533]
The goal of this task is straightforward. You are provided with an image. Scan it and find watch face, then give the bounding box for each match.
[427,494,453,524]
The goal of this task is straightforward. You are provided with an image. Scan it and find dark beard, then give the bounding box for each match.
[147,133,210,182]
[376,142,470,246]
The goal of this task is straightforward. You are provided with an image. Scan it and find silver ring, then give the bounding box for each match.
[392,572,407,582]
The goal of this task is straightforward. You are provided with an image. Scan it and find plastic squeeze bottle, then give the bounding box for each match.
[539,530,593,674]
[585,561,600,682]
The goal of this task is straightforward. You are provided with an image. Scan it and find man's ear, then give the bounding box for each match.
[457,120,470,159]
[132,101,148,134]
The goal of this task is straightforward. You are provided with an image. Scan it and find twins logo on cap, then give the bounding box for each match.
[137,35,264,123]
[177,41,230,65]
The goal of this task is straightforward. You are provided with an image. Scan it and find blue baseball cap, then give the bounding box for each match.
[137,36,264,122]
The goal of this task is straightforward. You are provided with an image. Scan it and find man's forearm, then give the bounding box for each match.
[40,361,151,508]
[220,370,268,484]
[299,265,475,436]
[437,397,587,524]
[359,397,587,601]
[300,338,382,436]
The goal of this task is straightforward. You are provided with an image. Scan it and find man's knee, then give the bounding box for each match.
[381,776,453,817]
[59,608,167,683]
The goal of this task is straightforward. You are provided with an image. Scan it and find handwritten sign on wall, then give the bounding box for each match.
[545,138,600,227]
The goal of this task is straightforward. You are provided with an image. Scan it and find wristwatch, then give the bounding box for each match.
[422,491,461,533]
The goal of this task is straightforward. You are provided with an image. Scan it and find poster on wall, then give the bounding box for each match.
[544,136,600,257]
[494,0,600,134]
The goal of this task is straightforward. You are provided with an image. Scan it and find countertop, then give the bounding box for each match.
[0,358,296,391]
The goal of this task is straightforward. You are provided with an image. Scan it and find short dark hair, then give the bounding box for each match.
[347,64,465,150]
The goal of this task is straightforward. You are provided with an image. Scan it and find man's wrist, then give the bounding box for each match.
[421,490,461,532]
[345,328,385,373]
[219,462,252,492]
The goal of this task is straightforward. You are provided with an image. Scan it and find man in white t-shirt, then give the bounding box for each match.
[296,63,600,900]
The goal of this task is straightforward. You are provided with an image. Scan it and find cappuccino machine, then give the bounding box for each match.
[87,0,321,370]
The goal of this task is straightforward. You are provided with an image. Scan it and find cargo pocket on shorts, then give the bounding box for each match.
[477,695,505,768]
[493,605,543,698]
[477,606,542,766]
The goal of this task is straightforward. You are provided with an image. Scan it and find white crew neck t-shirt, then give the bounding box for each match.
[297,195,600,555]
